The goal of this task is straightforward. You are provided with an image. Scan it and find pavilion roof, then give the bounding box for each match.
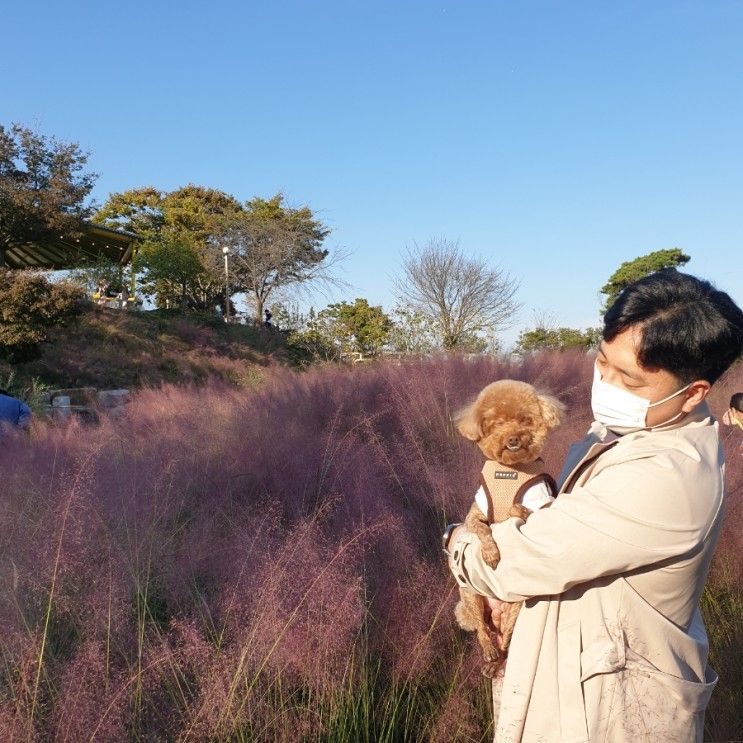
[2,222,140,270]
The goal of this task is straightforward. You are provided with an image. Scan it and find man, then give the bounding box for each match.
[0,388,32,432]
[444,270,743,742]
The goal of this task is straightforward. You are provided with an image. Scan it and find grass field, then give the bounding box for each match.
[0,352,740,741]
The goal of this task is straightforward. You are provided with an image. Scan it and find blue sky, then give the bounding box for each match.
[2,1,742,347]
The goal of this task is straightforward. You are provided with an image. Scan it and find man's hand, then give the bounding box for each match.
[445,524,508,647]
[484,597,508,649]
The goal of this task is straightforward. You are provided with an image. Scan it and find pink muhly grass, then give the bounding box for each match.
[51,638,129,743]
[428,664,493,743]
[0,352,738,740]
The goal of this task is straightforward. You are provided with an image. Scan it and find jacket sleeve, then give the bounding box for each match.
[448,452,722,602]
[17,401,32,428]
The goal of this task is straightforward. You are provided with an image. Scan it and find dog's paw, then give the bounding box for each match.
[508,504,530,521]
[481,544,501,568]
[481,658,505,678]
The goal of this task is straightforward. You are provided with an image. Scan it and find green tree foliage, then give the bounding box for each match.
[515,325,601,355]
[94,189,333,316]
[89,187,163,299]
[139,238,205,309]
[318,298,391,357]
[0,269,85,360]
[271,300,390,362]
[269,305,339,363]
[141,184,243,311]
[0,123,96,262]
[221,194,332,323]
[456,331,494,354]
[388,305,439,353]
[600,248,690,312]
[93,186,164,238]
[94,185,242,310]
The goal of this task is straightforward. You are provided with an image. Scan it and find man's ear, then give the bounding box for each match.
[537,392,566,430]
[681,380,711,412]
[455,402,482,441]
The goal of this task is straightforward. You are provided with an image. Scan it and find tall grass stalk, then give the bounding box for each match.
[28,442,80,738]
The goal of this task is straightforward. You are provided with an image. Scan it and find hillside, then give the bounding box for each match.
[0,305,290,392]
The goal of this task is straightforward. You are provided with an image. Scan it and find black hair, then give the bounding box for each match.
[731,393,743,412]
[0,389,9,397]
[603,269,743,384]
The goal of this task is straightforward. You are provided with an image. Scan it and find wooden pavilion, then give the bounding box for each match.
[1,222,141,300]
[0,222,140,271]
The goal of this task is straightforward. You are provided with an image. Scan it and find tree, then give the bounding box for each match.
[92,186,164,238]
[269,300,390,362]
[318,298,391,356]
[600,248,690,312]
[220,194,338,323]
[515,325,601,355]
[388,304,439,354]
[151,185,243,311]
[93,185,242,310]
[394,238,521,350]
[93,188,339,315]
[0,123,96,263]
[269,304,341,363]
[89,187,164,300]
[139,237,205,309]
[0,269,85,360]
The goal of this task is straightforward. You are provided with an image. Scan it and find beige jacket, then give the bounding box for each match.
[448,403,723,742]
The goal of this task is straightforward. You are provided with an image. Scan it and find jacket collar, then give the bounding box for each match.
[557,402,714,494]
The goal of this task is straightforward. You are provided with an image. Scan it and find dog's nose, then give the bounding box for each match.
[507,436,520,448]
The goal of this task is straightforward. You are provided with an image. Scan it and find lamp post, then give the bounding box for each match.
[222,246,230,322]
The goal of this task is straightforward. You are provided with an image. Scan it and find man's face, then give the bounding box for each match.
[596,326,708,428]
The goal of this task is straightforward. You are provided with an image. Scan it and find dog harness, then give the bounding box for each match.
[478,458,557,523]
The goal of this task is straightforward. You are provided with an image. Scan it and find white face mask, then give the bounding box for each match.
[591,364,691,431]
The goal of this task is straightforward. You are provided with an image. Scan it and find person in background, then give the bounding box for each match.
[722,392,743,429]
[0,388,32,432]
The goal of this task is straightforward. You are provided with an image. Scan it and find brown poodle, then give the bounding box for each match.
[453,379,564,677]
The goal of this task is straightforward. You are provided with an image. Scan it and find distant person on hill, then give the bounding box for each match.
[0,389,32,432]
[722,392,743,429]
[94,281,108,305]
[263,308,273,328]
[443,269,743,742]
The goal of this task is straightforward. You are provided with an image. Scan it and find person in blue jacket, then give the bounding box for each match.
[0,389,32,431]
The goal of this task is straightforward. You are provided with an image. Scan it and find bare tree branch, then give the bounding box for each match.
[393,238,521,350]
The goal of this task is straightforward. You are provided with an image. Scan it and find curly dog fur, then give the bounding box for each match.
[453,379,564,676]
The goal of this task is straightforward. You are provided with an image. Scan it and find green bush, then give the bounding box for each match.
[0,269,86,361]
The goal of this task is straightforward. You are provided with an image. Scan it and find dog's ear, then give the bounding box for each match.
[454,402,482,441]
[536,392,565,430]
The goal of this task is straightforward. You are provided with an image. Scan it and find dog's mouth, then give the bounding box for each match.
[498,433,535,463]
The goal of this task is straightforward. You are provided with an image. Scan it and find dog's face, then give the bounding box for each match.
[455,380,565,465]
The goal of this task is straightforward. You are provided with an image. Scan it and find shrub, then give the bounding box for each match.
[0,269,85,360]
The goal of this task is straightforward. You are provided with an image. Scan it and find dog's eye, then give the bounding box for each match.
[519,415,533,426]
